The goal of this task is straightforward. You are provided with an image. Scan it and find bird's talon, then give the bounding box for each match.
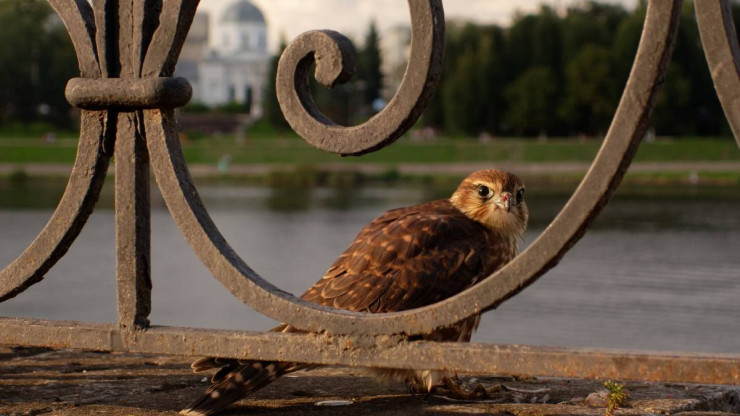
[443,377,488,400]
[473,383,487,399]
[405,379,423,395]
[423,386,438,401]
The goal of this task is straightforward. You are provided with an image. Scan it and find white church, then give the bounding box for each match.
[176,0,270,117]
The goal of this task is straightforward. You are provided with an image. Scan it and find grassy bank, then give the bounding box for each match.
[2,133,739,191]
[3,166,739,212]
[3,160,739,205]
[1,134,739,165]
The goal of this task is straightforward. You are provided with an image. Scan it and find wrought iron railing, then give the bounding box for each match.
[0,0,738,385]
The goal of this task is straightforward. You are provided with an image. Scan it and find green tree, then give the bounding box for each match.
[561,45,619,135]
[645,1,726,136]
[356,21,383,112]
[476,25,507,134]
[0,0,77,127]
[422,22,467,130]
[504,67,558,136]
[421,0,733,138]
[668,1,725,136]
[442,47,480,135]
[506,14,538,78]
[440,23,505,136]
[611,1,645,86]
[652,65,692,135]
[531,6,563,74]
[561,1,626,64]
[264,38,289,130]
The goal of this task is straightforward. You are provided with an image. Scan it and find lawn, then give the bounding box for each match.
[1,133,739,166]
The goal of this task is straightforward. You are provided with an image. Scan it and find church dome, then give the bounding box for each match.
[221,0,265,24]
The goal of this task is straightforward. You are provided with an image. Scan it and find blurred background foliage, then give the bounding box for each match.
[0,0,77,131]
[419,0,738,138]
[1,0,739,139]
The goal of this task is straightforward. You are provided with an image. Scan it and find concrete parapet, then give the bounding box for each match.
[1,348,738,416]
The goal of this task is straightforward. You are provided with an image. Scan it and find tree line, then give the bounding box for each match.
[0,0,77,129]
[1,0,738,138]
[420,0,737,138]
[269,1,738,138]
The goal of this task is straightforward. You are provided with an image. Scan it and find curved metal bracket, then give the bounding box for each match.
[142,0,683,336]
[0,0,109,301]
[0,112,111,302]
[276,0,445,156]
[0,0,199,318]
[3,0,735,344]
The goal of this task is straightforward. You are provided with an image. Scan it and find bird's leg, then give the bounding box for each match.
[405,377,439,401]
[424,386,438,401]
[442,376,487,400]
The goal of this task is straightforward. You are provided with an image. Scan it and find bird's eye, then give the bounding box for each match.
[477,185,491,198]
[516,188,525,204]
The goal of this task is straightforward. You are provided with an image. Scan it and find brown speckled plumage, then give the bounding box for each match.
[181,169,529,416]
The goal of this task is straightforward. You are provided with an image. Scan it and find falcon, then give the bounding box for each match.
[181,169,529,416]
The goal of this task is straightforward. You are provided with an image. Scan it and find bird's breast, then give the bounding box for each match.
[483,234,519,276]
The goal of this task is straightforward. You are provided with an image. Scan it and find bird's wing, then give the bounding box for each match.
[300,200,492,313]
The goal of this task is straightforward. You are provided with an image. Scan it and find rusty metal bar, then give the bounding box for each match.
[46,0,100,79]
[696,0,740,147]
[114,112,152,330]
[141,0,200,78]
[113,0,153,330]
[92,0,117,78]
[65,77,192,109]
[0,317,737,385]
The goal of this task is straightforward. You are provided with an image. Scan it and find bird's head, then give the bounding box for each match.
[450,170,529,238]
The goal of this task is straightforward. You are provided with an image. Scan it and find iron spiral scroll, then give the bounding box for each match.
[0,0,738,384]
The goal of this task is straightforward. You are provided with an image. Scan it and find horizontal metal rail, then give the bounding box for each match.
[1,317,737,385]
[0,0,737,390]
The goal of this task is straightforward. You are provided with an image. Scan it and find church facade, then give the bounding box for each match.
[176,0,270,117]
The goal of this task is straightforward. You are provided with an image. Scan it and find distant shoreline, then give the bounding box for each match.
[2,161,739,188]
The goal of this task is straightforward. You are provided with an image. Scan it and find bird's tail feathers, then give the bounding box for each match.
[180,361,298,416]
[191,357,239,374]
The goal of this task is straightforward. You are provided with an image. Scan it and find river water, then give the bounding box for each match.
[1,181,738,354]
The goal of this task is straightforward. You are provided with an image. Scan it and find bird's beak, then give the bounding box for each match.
[495,192,512,213]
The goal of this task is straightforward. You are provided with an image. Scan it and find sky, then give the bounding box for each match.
[198,0,638,53]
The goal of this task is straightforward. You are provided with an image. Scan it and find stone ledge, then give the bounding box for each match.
[1,348,738,416]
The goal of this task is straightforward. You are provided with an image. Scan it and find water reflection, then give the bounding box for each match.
[0,178,66,209]
[1,178,739,353]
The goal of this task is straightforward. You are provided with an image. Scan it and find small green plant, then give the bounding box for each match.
[604,380,628,416]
